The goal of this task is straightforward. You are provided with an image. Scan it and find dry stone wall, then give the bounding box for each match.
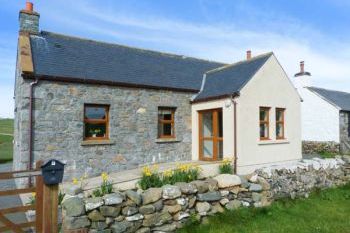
[302,141,340,154]
[61,156,350,233]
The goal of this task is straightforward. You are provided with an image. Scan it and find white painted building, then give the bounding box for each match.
[191,53,302,174]
[294,62,350,154]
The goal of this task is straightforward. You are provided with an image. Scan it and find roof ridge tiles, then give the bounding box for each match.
[204,52,273,75]
[308,86,350,95]
[39,31,225,65]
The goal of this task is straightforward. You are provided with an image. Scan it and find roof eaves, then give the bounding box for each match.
[39,31,225,66]
[191,92,239,104]
[22,73,200,93]
[306,87,342,110]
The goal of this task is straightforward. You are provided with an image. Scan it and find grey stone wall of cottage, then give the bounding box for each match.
[13,79,194,181]
[340,111,350,154]
[302,141,340,155]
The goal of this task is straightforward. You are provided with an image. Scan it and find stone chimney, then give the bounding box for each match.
[294,61,312,88]
[246,50,252,60]
[294,61,311,77]
[19,1,40,34]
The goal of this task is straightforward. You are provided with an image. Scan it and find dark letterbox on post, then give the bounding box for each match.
[41,159,65,185]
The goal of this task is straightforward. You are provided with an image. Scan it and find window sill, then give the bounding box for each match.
[258,139,289,145]
[155,138,181,143]
[81,140,115,146]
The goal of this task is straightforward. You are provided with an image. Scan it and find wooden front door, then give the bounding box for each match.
[199,109,223,161]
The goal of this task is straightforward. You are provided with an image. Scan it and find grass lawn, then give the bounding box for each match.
[0,118,14,163]
[0,118,14,135]
[178,184,350,233]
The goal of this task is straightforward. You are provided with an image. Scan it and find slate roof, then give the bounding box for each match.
[29,31,224,92]
[193,53,273,102]
[307,87,350,111]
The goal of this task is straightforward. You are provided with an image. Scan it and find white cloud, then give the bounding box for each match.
[1,0,350,118]
[45,1,350,92]
[0,85,14,118]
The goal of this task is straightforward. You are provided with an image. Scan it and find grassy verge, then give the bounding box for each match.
[319,151,337,159]
[178,184,350,233]
[0,118,14,135]
[0,118,13,163]
[0,135,13,163]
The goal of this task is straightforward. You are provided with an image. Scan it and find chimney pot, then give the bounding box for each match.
[19,1,40,34]
[300,61,305,73]
[246,50,252,60]
[25,1,33,12]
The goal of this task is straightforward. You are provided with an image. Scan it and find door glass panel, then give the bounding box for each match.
[217,141,223,159]
[218,110,223,138]
[202,112,213,137]
[203,140,213,158]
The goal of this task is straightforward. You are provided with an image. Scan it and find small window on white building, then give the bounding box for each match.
[276,108,285,139]
[259,107,270,140]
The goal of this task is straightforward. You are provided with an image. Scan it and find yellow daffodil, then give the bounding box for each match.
[163,169,173,177]
[72,177,79,185]
[101,172,108,182]
[31,192,36,198]
[152,164,159,172]
[222,158,232,165]
[142,166,152,177]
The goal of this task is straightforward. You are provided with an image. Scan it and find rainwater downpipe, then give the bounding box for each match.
[28,78,39,186]
[231,94,238,174]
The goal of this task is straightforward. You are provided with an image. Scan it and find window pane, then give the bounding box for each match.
[85,106,106,120]
[276,110,283,121]
[158,109,173,121]
[276,123,284,138]
[158,123,173,136]
[85,123,106,138]
[218,110,223,138]
[202,112,213,137]
[203,140,213,158]
[260,123,268,138]
[158,107,175,137]
[260,109,268,121]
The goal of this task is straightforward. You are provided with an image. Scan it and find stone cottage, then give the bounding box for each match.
[294,61,350,154]
[14,2,302,180]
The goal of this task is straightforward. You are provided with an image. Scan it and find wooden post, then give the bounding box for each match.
[42,183,59,233]
[35,160,43,233]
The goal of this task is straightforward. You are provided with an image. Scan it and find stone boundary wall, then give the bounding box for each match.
[302,141,340,154]
[61,156,350,233]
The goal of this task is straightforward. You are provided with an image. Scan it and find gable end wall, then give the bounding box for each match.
[235,55,302,173]
[298,88,340,143]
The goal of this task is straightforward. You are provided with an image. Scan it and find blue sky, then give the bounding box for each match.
[1,0,350,118]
